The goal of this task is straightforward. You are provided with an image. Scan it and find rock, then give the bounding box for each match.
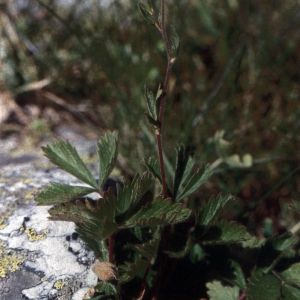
[0,136,99,299]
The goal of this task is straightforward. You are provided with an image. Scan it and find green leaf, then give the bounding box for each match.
[289,200,300,215]
[97,131,118,189]
[93,282,117,297]
[256,233,298,271]
[170,24,180,61]
[144,112,159,127]
[76,233,107,260]
[200,220,251,244]
[144,85,157,121]
[119,258,149,282]
[144,156,162,183]
[115,172,153,218]
[246,271,281,300]
[124,196,191,227]
[42,139,98,188]
[173,144,190,201]
[138,1,155,25]
[35,183,97,205]
[281,263,300,286]
[224,260,246,290]
[282,284,300,299]
[206,280,240,300]
[176,165,212,202]
[155,85,163,119]
[197,194,235,228]
[134,237,160,262]
[49,189,118,240]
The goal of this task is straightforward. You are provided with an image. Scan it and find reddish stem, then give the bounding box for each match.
[138,261,153,299]
[156,131,168,199]
[108,233,115,263]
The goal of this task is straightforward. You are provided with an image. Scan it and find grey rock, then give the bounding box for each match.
[0,137,99,299]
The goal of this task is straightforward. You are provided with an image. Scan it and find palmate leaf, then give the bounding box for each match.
[206,280,240,300]
[144,156,162,183]
[134,237,160,262]
[255,233,298,271]
[280,263,300,286]
[171,144,212,202]
[115,172,153,218]
[119,258,149,283]
[124,196,191,227]
[35,182,97,205]
[49,189,118,240]
[173,144,190,201]
[199,220,251,244]
[282,284,300,299]
[246,271,281,300]
[197,194,235,229]
[97,131,118,189]
[76,231,107,260]
[93,282,117,298]
[288,200,300,215]
[224,260,246,290]
[42,139,98,188]
[176,165,212,202]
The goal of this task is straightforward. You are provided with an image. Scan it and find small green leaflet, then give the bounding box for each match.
[124,196,191,227]
[97,131,118,189]
[206,280,240,300]
[134,237,160,262]
[138,1,155,26]
[280,263,300,286]
[199,220,251,244]
[35,183,96,205]
[42,139,98,189]
[119,258,149,283]
[170,24,180,61]
[197,194,235,228]
[246,271,281,300]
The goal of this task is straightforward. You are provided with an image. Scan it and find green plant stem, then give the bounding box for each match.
[154,0,174,200]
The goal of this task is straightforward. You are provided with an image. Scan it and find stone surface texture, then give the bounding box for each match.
[0,130,100,299]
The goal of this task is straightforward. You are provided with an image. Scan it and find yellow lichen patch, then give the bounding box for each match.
[0,240,6,255]
[41,276,48,282]
[23,178,33,184]
[25,228,46,241]
[0,211,11,230]
[54,279,66,290]
[42,228,50,234]
[0,254,25,278]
